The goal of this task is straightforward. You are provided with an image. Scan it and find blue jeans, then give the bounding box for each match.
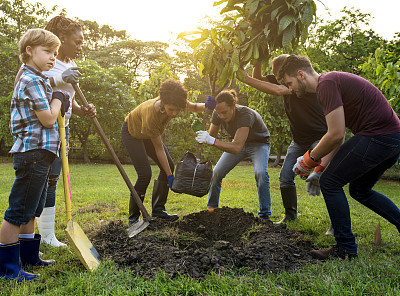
[207,142,271,217]
[279,140,319,188]
[4,149,55,225]
[319,133,400,254]
[45,126,69,207]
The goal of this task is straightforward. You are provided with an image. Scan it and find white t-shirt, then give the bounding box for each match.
[43,59,77,125]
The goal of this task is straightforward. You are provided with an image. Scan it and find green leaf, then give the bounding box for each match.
[219,61,230,87]
[232,49,240,71]
[177,30,202,39]
[301,3,314,27]
[253,44,259,60]
[199,62,205,77]
[246,0,260,15]
[278,14,295,35]
[282,23,296,48]
[214,0,229,6]
[189,37,207,49]
[238,30,246,42]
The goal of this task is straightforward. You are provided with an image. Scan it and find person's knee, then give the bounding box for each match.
[48,174,60,187]
[348,182,368,200]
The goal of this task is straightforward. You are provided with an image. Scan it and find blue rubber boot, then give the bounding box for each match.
[20,234,55,266]
[0,242,39,281]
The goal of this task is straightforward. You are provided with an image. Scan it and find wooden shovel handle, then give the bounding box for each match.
[72,83,151,221]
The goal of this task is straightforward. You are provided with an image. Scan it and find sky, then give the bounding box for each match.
[30,0,399,43]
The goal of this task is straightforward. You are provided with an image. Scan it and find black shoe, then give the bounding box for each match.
[258,215,273,224]
[310,245,357,260]
[152,211,179,221]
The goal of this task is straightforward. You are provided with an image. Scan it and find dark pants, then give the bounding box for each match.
[121,121,174,194]
[5,149,55,225]
[320,133,400,254]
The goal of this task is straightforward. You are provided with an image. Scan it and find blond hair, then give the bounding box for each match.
[19,28,61,63]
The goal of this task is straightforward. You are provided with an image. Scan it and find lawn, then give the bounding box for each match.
[0,159,400,295]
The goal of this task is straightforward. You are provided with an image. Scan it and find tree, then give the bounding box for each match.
[68,60,135,163]
[305,7,385,74]
[179,0,316,96]
[361,40,400,115]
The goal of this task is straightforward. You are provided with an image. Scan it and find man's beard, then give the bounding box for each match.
[295,78,307,98]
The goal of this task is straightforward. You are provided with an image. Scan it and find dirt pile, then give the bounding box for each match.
[92,207,317,278]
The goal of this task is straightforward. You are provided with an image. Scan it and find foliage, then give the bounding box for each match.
[0,0,60,97]
[0,92,13,154]
[361,45,400,115]
[68,60,135,163]
[306,7,385,74]
[178,0,316,94]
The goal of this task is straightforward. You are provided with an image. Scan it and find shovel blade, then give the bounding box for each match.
[66,221,100,271]
[127,219,150,237]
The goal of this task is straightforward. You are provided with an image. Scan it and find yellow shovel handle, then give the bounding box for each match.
[57,113,73,224]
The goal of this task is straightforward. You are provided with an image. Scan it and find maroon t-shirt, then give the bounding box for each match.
[317,72,400,136]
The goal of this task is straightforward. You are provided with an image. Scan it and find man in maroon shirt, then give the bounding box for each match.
[278,55,400,259]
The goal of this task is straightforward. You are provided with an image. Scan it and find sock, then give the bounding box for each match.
[19,233,35,239]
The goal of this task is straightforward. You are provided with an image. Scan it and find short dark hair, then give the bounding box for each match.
[277,55,313,81]
[159,78,188,109]
[215,89,238,107]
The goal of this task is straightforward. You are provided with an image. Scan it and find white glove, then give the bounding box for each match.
[53,67,81,86]
[305,171,322,196]
[195,131,215,145]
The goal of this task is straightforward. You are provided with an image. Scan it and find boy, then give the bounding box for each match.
[0,28,70,281]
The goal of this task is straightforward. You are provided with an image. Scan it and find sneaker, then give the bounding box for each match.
[310,245,357,260]
[258,215,273,224]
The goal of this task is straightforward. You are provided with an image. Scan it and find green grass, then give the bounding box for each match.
[1,161,400,295]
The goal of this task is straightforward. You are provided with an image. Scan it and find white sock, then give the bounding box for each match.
[19,233,35,239]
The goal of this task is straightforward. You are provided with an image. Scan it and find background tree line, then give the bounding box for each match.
[0,0,399,165]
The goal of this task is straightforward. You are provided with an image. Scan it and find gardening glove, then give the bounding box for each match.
[293,150,320,180]
[195,131,216,145]
[205,96,217,110]
[52,90,70,117]
[167,174,174,189]
[81,103,97,118]
[305,165,325,196]
[53,67,81,86]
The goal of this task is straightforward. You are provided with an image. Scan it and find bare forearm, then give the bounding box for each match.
[187,102,205,113]
[156,148,172,176]
[244,75,291,96]
[310,134,344,162]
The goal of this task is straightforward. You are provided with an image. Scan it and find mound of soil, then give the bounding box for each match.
[92,207,318,278]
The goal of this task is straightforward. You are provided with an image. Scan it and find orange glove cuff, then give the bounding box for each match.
[314,164,325,173]
[303,150,320,168]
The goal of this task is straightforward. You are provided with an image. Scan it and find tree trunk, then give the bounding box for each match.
[273,144,283,167]
[81,139,90,164]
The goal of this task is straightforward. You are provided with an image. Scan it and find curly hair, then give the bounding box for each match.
[215,89,238,107]
[19,28,60,63]
[44,15,82,38]
[159,79,188,109]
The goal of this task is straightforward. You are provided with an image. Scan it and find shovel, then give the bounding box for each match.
[72,83,151,237]
[57,113,100,271]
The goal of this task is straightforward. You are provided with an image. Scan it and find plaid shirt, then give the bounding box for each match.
[9,65,60,156]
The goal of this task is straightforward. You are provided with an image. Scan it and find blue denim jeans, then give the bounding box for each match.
[4,149,55,225]
[45,126,69,207]
[279,140,319,188]
[319,133,400,254]
[207,142,271,217]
